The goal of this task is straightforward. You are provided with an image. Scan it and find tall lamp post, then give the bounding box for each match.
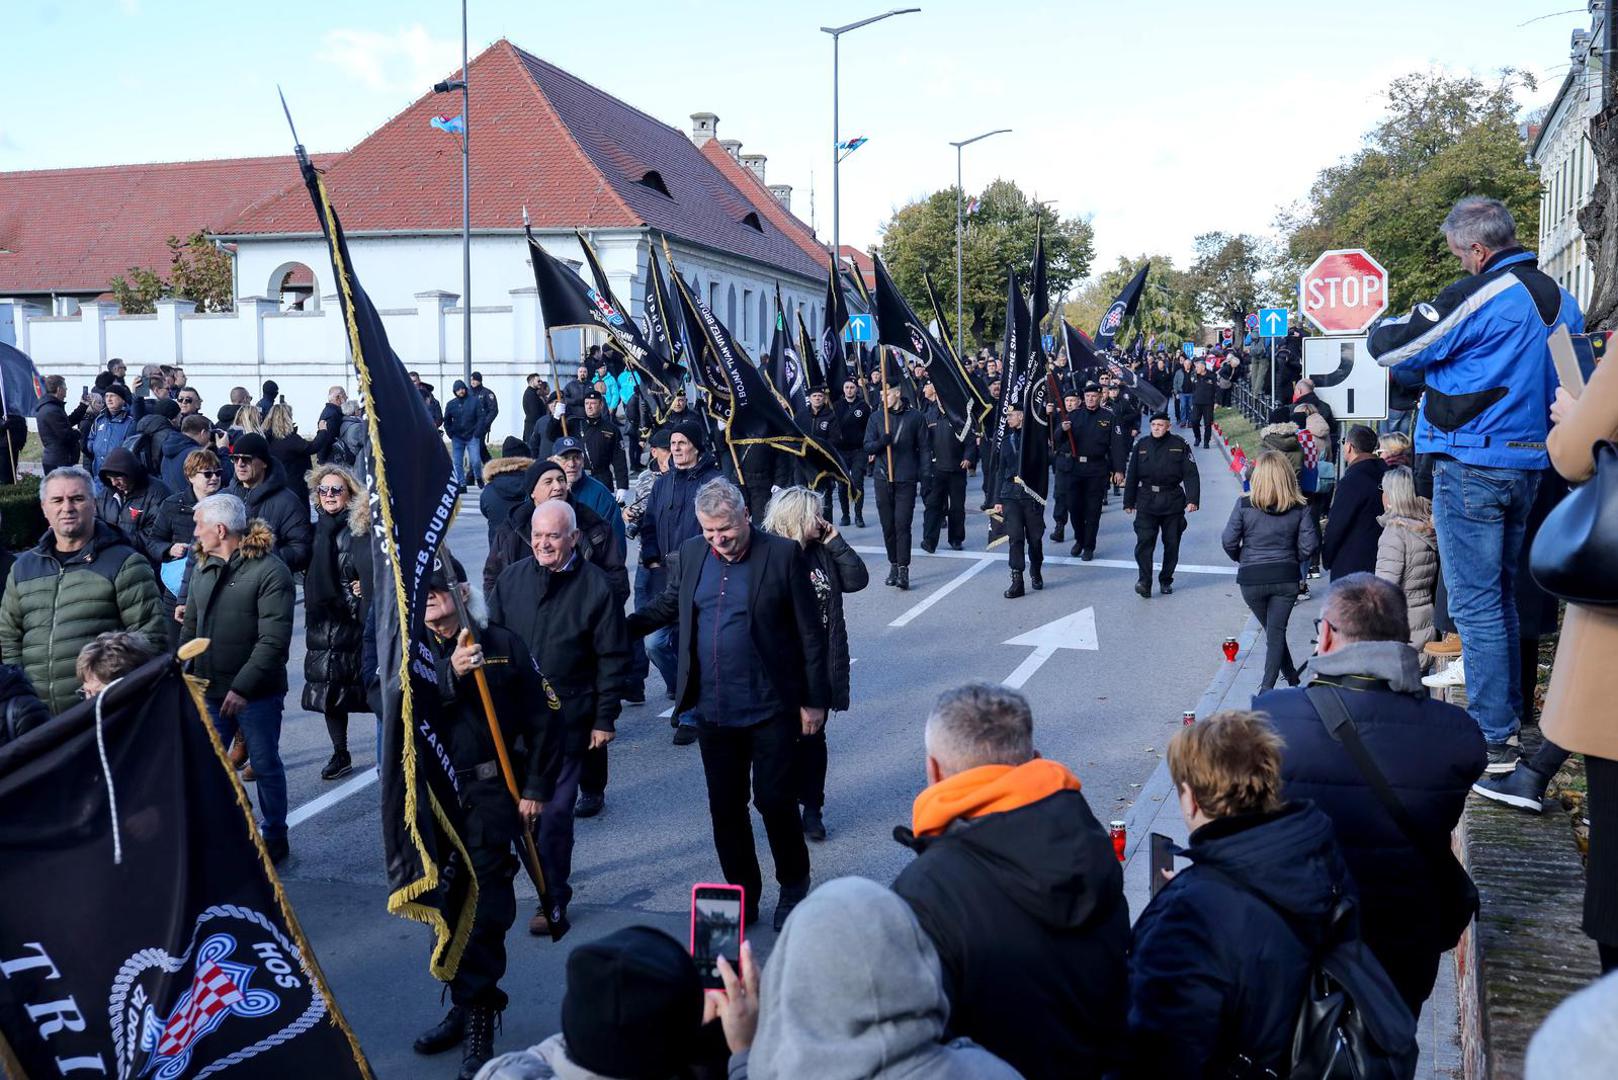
[433,0,472,390]
[949,128,1010,359]
[822,9,919,279]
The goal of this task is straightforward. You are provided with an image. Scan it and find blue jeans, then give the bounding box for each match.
[1431,457,1539,744]
[450,437,477,487]
[208,695,288,841]
[1176,392,1193,426]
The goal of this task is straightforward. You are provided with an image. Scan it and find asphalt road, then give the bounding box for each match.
[277,436,1250,1076]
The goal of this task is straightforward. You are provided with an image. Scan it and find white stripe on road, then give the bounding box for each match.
[890,558,996,627]
[851,545,1236,576]
[287,768,378,830]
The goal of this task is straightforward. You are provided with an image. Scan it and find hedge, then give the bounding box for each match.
[0,478,46,552]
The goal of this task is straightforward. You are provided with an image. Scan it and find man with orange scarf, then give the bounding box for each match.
[891,683,1130,1080]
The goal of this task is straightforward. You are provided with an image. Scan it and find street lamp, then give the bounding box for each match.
[822,8,920,282]
[433,0,472,390]
[949,128,1010,359]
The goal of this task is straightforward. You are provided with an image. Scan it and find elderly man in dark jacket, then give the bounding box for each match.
[36,377,88,475]
[893,683,1129,1080]
[490,499,631,938]
[182,494,295,863]
[225,433,312,574]
[627,477,830,931]
[1321,425,1387,580]
[1254,573,1486,1017]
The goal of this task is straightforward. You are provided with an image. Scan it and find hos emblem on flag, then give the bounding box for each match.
[1099,301,1127,338]
[111,904,327,1079]
[906,325,933,368]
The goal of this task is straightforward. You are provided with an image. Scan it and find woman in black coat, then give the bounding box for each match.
[762,485,869,843]
[1221,451,1319,691]
[265,402,334,506]
[148,448,225,649]
[303,464,372,781]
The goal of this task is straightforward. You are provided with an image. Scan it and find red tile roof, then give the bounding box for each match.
[0,154,337,297]
[838,245,877,289]
[699,140,828,269]
[225,40,825,281]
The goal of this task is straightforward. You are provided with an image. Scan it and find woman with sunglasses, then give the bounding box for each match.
[148,448,226,650]
[302,464,372,781]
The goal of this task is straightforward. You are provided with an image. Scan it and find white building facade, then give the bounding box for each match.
[1532,7,1607,310]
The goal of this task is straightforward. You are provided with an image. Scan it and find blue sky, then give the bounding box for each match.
[4,1,1587,276]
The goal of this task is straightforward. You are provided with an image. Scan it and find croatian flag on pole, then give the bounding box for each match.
[430,114,465,134]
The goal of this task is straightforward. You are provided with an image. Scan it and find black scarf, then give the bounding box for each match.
[305,509,347,618]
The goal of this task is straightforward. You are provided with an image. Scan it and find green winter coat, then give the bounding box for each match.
[181,520,294,704]
[0,521,167,714]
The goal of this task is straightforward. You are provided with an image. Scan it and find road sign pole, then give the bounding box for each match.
[1269,337,1275,407]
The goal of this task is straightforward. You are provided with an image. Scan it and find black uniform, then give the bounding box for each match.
[995,427,1042,575]
[798,403,839,519]
[425,621,562,1011]
[1189,372,1218,448]
[735,443,791,520]
[863,402,926,572]
[833,395,871,525]
[1123,430,1201,594]
[921,401,977,551]
[1053,404,1126,558]
[540,412,627,490]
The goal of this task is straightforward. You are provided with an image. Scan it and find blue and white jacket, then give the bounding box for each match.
[1368,248,1582,470]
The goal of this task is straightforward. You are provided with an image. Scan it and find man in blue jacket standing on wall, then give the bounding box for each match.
[1369,196,1582,774]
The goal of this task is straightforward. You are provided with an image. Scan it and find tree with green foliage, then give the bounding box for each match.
[1060,254,1202,350]
[1188,232,1278,331]
[879,179,1094,348]
[108,231,235,315]
[1275,69,1541,312]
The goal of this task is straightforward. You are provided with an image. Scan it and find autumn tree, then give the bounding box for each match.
[108,231,235,315]
[1188,232,1276,331]
[1060,254,1202,349]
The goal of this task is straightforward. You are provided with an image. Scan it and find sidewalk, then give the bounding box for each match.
[1118,595,1463,1078]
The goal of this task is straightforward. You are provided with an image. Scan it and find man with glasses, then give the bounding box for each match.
[175,387,202,418]
[225,433,312,573]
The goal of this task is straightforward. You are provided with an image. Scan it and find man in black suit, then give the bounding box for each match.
[627,476,830,930]
[1321,425,1387,580]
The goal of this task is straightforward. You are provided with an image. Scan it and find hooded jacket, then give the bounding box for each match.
[1320,454,1386,578]
[0,521,167,714]
[0,663,52,747]
[733,877,1022,1080]
[800,533,868,713]
[893,761,1128,1080]
[1127,803,1361,1078]
[85,406,135,487]
[445,383,483,440]
[1258,421,1303,476]
[95,447,173,555]
[1375,511,1439,651]
[301,494,373,715]
[479,455,534,545]
[181,520,294,704]
[227,460,312,573]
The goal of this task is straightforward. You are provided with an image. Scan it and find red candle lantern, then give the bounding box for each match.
[1222,637,1239,662]
[1109,821,1127,862]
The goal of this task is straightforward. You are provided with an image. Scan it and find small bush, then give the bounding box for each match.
[0,479,46,552]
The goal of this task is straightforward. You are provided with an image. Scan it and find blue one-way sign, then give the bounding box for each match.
[844,313,875,343]
[1258,307,1289,337]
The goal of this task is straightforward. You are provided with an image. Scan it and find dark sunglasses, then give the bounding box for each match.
[316,484,347,497]
[195,469,224,479]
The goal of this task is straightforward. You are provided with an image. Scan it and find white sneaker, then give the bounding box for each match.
[1422,658,1466,689]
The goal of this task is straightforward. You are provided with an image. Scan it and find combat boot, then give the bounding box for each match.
[884,564,897,587]
[457,1006,498,1079]
[1030,565,1043,591]
[413,1005,465,1055]
[1004,572,1025,599]
[895,565,909,591]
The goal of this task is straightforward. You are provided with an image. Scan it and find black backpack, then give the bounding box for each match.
[120,429,163,477]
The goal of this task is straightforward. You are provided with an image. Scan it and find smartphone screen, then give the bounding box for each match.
[1150,833,1176,898]
[690,884,745,989]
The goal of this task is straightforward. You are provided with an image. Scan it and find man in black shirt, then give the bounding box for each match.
[993,403,1043,598]
[832,379,870,527]
[1053,382,1126,561]
[920,381,977,552]
[863,385,926,591]
[1123,412,1200,597]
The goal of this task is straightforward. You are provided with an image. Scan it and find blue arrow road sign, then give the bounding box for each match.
[1259,307,1289,337]
[844,313,874,343]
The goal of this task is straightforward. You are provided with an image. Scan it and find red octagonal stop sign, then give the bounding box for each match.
[1299,249,1388,334]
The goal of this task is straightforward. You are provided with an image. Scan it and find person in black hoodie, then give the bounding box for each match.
[478,438,534,546]
[95,447,172,555]
[863,384,925,590]
[36,376,88,475]
[919,381,977,553]
[225,433,312,574]
[832,378,871,527]
[892,683,1129,1080]
[0,663,51,747]
[1127,710,1413,1078]
[1321,425,1387,580]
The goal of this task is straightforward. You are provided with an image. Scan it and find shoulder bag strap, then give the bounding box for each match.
[1306,685,1438,855]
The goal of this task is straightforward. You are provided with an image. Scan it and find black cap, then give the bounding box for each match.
[426,552,467,592]
[1150,410,1170,422]
[230,432,272,465]
[1269,405,1294,425]
[808,384,827,394]
[470,370,483,381]
[104,382,132,401]
[524,458,565,493]
[584,389,604,402]
[1083,381,1101,394]
[649,427,673,450]
[561,926,702,1079]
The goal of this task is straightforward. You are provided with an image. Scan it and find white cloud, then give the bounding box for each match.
[315,24,461,97]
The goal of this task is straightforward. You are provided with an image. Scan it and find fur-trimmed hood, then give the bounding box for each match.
[482,454,533,483]
[238,519,277,559]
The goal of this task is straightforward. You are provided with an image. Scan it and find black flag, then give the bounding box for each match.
[991,270,1028,456]
[0,341,44,418]
[642,245,689,377]
[921,270,995,433]
[796,310,827,397]
[1065,319,1167,412]
[872,254,976,435]
[0,656,373,1078]
[573,232,682,403]
[818,253,851,395]
[1017,244,1051,502]
[300,150,476,982]
[1095,263,1148,352]
[667,252,847,489]
[1029,222,1050,339]
[767,284,807,413]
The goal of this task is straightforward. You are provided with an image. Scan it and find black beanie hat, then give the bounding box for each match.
[230,432,272,465]
[1268,405,1293,425]
[561,926,702,1079]
[500,435,528,458]
[523,457,565,495]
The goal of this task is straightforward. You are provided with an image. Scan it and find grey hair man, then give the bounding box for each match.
[181,492,295,862]
[893,682,1129,1080]
[628,476,831,930]
[1368,195,1584,772]
[0,466,166,713]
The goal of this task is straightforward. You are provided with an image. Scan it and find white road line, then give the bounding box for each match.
[851,545,1235,576]
[1003,646,1057,690]
[287,768,379,829]
[659,706,675,718]
[890,558,996,627]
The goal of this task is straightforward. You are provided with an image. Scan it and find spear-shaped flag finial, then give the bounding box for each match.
[277,85,309,171]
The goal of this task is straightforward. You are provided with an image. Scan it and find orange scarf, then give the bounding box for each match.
[912,759,1082,838]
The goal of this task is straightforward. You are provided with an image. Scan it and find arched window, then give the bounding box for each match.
[268,262,319,311]
[727,284,738,328]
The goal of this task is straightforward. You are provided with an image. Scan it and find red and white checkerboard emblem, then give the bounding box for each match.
[156,957,245,1058]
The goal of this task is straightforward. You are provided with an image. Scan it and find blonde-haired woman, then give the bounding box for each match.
[763,485,868,842]
[1374,466,1438,657]
[264,401,333,505]
[303,463,372,780]
[1221,451,1319,690]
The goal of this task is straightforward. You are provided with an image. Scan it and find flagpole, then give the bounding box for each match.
[879,347,893,480]
[459,0,471,393]
[949,128,1010,362]
[544,330,567,438]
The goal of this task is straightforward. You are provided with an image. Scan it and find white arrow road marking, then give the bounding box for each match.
[288,767,379,829]
[890,557,996,627]
[1002,607,1099,689]
[852,545,1234,577]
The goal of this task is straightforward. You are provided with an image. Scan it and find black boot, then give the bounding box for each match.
[457,1006,498,1080]
[1159,578,1174,595]
[320,749,353,781]
[1051,525,1065,543]
[895,565,909,591]
[884,564,897,587]
[1030,565,1043,591]
[413,1005,466,1055]
[1004,572,1025,599]
[840,514,851,526]
[855,514,867,528]
[1472,763,1553,813]
[1070,541,1084,557]
[1134,581,1151,598]
[774,877,810,931]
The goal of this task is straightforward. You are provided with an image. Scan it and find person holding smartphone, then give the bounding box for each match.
[761,487,869,843]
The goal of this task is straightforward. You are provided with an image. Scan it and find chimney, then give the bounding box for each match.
[690,112,719,145]
[740,153,767,183]
[719,139,742,162]
[768,184,793,211]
